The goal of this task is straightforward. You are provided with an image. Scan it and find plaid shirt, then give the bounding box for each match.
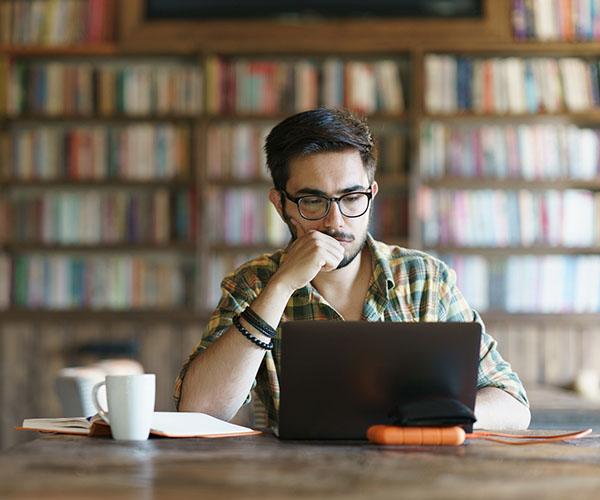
[175,234,528,427]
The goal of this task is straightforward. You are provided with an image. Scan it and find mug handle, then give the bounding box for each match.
[91,381,110,424]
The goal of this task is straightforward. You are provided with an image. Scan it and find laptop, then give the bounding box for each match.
[278,321,481,440]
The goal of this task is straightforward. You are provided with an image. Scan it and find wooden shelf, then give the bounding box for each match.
[420,177,600,190]
[0,44,119,56]
[0,308,207,322]
[206,178,272,187]
[1,114,198,123]
[423,111,600,122]
[3,243,196,253]
[481,311,600,323]
[0,179,193,189]
[204,112,409,122]
[424,246,600,255]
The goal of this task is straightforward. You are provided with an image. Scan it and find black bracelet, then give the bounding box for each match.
[233,315,274,351]
[241,307,277,339]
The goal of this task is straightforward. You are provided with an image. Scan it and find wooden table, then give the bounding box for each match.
[1,431,600,500]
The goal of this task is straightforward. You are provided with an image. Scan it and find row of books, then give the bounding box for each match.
[205,187,289,245]
[206,124,272,180]
[4,190,196,243]
[438,254,600,313]
[10,255,191,309]
[3,125,190,180]
[2,61,203,116]
[425,55,600,114]
[0,0,115,46]
[419,122,600,180]
[513,0,600,41]
[205,122,407,181]
[206,57,405,115]
[418,188,600,247]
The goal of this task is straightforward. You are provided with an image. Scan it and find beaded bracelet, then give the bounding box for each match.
[241,307,277,339]
[232,315,274,351]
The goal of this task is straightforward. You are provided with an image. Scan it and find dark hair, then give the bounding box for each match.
[265,108,376,191]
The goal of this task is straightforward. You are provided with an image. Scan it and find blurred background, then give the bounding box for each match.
[1,0,600,449]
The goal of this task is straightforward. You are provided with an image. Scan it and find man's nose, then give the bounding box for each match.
[323,200,344,228]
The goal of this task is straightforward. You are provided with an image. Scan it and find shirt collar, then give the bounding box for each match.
[366,233,396,299]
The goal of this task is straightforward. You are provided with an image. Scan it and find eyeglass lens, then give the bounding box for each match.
[298,193,370,219]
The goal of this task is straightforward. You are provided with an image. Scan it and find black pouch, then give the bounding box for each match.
[390,397,476,427]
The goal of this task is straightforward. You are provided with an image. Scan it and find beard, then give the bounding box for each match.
[282,207,370,270]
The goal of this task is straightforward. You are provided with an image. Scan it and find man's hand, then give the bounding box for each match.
[272,217,344,293]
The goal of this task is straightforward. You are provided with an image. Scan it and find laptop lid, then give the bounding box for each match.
[278,321,481,440]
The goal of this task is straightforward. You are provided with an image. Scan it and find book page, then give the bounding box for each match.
[150,412,260,438]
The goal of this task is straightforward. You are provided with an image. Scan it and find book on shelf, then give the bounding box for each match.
[205,187,289,246]
[417,187,600,248]
[12,255,193,310]
[420,122,600,181]
[5,60,202,116]
[513,0,600,41]
[7,189,195,245]
[206,56,404,115]
[425,54,600,114]
[206,123,273,181]
[7,124,190,181]
[0,0,116,46]
[18,411,260,438]
[435,254,600,314]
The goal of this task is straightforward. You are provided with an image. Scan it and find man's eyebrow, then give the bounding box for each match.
[295,185,368,196]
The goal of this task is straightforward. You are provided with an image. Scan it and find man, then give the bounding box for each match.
[175,108,530,430]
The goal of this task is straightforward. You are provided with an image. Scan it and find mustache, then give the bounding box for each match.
[321,230,354,242]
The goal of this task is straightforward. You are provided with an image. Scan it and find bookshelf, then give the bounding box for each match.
[2,0,600,449]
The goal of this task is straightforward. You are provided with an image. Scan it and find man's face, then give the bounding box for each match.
[269,150,378,269]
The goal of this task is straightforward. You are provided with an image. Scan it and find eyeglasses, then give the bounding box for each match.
[281,188,373,221]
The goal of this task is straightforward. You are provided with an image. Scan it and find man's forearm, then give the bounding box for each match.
[473,386,531,430]
[178,278,293,420]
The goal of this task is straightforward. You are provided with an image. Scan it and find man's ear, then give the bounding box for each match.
[371,181,379,199]
[269,188,285,219]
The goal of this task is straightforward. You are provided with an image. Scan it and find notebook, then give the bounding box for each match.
[19,412,261,438]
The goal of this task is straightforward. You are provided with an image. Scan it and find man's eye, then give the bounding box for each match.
[344,194,362,202]
[303,197,325,206]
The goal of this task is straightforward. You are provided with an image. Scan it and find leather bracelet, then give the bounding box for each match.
[241,307,277,339]
[232,315,274,351]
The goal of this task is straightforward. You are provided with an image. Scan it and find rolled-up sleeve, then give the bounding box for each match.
[173,275,254,410]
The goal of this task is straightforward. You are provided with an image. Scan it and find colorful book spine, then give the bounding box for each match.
[8,189,196,244]
[435,253,600,313]
[420,122,600,180]
[6,61,203,116]
[0,0,115,46]
[8,124,190,180]
[11,255,191,309]
[513,0,600,40]
[205,187,288,246]
[206,57,405,115]
[418,187,600,247]
[425,55,600,114]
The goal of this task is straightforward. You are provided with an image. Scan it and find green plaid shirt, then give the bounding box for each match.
[175,234,528,427]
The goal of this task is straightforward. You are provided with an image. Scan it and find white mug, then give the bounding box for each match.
[91,374,156,441]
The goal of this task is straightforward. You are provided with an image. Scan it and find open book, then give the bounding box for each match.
[18,412,261,438]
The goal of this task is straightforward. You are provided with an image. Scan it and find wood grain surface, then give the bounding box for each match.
[1,431,600,500]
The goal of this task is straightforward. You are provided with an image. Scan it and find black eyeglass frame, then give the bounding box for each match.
[281,188,373,221]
